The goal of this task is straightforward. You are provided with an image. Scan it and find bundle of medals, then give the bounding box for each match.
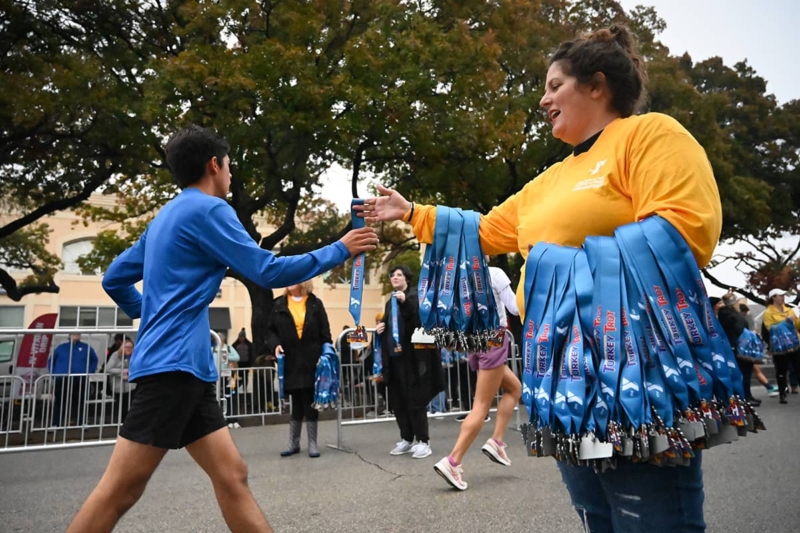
[313,343,340,410]
[518,216,765,471]
[417,206,502,352]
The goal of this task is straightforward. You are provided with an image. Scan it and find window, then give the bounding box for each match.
[0,306,24,328]
[0,339,14,363]
[62,239,98,275]
[58,306,133,328]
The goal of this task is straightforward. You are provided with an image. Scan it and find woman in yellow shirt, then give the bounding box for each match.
[362,24,717,533]
[268,280,332,458]
[761,288,800,403]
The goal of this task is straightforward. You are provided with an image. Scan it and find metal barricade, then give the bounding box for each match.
[0,327,138,453]
[0,327,284,453]
[329,327,522,453]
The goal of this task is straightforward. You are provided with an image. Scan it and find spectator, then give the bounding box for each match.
[268,280,331,458]
[737,300,780,398]
[712,293,758,404]
[106,339,136,423]
[49,333,99,427]
[213,332,241,429]
[376,265,444,459]
[762,288,800,403]
[232,329,253,390]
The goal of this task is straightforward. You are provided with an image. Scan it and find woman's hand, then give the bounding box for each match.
[357,184,412,223]
[375,322,386,334]
[394,291,406,304]
[275,345,284,357]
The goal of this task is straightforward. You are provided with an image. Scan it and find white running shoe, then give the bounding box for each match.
[232,422,242,429]
[390,439,415,455]
[481,438,511,466]
[412,441,432,459]
[433,456,468,490]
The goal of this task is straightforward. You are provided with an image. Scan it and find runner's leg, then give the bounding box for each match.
[66,437,167,533]
[491,366,521,444]
[448,365,505,464]
[186,427,273,533]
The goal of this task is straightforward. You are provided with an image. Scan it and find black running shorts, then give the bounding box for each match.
[120,371,226,449]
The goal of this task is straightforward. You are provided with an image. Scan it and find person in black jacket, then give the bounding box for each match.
[268,280,331,458]
[376,265,444,459]
[713,293,759,405]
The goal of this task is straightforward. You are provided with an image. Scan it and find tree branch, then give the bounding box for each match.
[701,268,766,305]
[0,170,113,240]
[0,269,60,302]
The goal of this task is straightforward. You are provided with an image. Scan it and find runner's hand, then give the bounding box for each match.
[394,291,406,303]
[340,227,379,257]
[376,322,386,334]
[275,345,284,357]
[357,184,412,223]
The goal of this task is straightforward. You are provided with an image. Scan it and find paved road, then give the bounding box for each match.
[1,398,799,533]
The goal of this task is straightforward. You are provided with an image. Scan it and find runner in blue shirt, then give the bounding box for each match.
[66,125,378,533]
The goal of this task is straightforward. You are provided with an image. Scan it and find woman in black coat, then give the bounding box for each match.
[376,265,444,459]
[267,280,331,458]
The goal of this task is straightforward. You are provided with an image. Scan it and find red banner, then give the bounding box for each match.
[14,313,58,395]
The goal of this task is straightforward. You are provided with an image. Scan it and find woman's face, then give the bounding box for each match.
[390,269,408,291]
[123,341,134,356]
[773,294,785,307]
[287,284,303,296]
[540,61,600,146]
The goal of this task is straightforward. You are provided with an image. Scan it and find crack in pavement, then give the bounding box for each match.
[354,452,421,481]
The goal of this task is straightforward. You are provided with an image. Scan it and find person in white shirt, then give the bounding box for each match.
[433,264,522,491]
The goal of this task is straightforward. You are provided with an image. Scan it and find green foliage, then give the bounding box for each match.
[3,0,800,310]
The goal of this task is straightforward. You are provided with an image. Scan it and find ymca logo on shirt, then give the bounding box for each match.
[572,160,607,191]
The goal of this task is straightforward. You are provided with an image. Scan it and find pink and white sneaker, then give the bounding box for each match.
[481,438,511,466]
[433,456,468,491]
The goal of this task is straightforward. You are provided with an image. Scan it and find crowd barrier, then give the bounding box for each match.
[0,328,286,454]
[1,326,522,454]
[328,328,522,453]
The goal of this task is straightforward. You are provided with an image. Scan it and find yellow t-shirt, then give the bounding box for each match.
[409,113,722,316]
[762,304,800,331]
[287,295,308,339]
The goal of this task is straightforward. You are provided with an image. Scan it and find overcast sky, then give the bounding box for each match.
[618,0,799,104]
[320,1,798,297]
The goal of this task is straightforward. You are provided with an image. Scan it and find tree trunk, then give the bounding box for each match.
[243,280,275,362]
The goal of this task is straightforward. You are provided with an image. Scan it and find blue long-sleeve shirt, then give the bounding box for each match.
[102,188,350,382]
[49,341,98,375]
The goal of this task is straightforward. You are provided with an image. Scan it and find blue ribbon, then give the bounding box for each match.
[521,244,552,421]
[615,223,695,410]
[644,217,744,399]
[349,199,366,327]
[462,211,495,332]
[391,295,402,354]
[313,343,340,410]
[737,329,764,360]
[277,353,285,399]
[437,209,463,331]
[372,332,383,376]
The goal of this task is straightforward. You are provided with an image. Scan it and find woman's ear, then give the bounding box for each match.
[590,72,608,100]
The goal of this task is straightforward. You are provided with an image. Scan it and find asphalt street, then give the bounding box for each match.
[1,397,799,533]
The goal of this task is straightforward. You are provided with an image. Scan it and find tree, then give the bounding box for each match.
[0,0,155,299]
[5,0,800,341]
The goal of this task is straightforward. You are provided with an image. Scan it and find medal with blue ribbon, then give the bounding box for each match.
[347,199,368,347]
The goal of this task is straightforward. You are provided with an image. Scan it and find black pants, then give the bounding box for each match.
[52,376,87,427]
[737,359,754,400]
[452,361,477,411]
[288,387,318,422]
[775,350,800,396]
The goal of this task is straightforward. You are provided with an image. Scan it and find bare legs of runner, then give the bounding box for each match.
[66,428,272,533]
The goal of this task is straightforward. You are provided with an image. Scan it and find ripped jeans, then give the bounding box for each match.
[557,452,705,533]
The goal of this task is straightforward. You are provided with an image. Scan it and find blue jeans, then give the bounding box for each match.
[428,390,447,413]
[557,452,705,533]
